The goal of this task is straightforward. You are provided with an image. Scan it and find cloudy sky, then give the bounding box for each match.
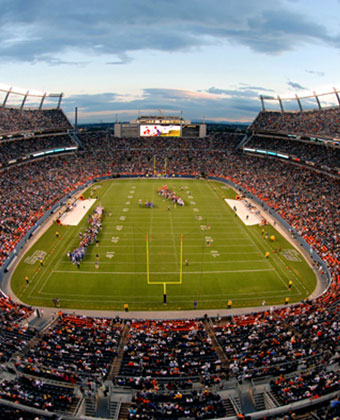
[1,0,340,123]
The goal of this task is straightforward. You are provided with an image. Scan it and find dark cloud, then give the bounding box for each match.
[0,0,337,63]
[63,93,119,111]
[63,87,261,123]
[287,80,306,90]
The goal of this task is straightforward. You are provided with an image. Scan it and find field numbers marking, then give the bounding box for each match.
[24,250,46,264]
[111,236,120,243]
[281,249,302,262]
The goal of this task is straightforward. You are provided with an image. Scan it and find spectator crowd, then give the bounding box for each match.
[250,107,340,138]
[0,105,338,419]
[244,135,340,171]
[0,107,72,135]
[0,134,76,167]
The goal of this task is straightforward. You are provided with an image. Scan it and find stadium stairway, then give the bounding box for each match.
[10,313,60,363]
[70,395,83,417]
[68,130,83,149]
[95,393,110,418]
[253,392,266,411]
[237,133,252,149]
[204,318,229,369]
[223,398,238,417]
[266,390,283,408]
[109,400,119,419]
[108,322,130,380]
[118,401,131,420]
[85,395,97,417]
[28,310,59,332]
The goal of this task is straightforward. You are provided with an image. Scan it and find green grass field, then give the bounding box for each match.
[11,178,317,311]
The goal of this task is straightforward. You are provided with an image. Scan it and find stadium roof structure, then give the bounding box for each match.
[259,87,340,113]
[0,84,63,110]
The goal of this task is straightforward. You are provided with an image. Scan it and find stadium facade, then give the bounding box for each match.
[114,114,206,138]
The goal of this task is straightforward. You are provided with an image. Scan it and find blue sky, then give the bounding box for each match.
[0,0,340,123]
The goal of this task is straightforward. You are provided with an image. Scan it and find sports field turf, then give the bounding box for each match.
[11,178,317,311]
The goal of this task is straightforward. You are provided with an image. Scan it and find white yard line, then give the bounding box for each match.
[53,268,275,275]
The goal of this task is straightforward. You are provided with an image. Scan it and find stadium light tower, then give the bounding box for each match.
[75,107,78,132]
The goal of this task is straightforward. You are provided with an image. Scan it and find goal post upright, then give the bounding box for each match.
[163,283,167,304]
[146,234,150,284]
[180,234,183,284]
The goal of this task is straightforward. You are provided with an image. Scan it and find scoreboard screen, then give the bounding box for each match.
[140,125,181,137]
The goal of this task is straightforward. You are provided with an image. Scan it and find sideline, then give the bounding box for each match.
[2,187,89,301]
[4,177,324,320]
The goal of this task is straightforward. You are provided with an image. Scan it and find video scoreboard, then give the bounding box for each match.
[114,115,206,138]
[140,124,181,137]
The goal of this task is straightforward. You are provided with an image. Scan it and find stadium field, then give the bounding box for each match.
[11,178,317,311]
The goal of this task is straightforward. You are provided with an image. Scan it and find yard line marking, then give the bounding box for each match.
[35,289,299,301]
[69,258,268,266]
[53,268,275,275]
[247,227,305,295]
[28,225,77,297]
[86,246,260,253]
